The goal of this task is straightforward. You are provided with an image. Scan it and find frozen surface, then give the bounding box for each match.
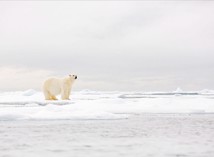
[0,90,214,157]
[1,114,214,157]
[0,89,214,121]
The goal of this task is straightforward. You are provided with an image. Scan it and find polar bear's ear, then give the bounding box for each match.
[69,74,71,77]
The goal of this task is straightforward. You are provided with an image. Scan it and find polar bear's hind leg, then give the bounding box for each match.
[43,89,58,100]
[43,89,51,100]
[50,95,58,100]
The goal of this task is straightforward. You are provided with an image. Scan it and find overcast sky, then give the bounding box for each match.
[0,1,214,91]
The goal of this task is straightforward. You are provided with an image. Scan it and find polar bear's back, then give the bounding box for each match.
[43,77,62,95]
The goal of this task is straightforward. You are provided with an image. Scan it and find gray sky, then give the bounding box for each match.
[0,1,214,91]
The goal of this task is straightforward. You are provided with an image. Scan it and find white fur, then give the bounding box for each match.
[43,75,77,100]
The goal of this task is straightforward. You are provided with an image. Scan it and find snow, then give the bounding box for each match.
[0,89,214,157]
[0,89,214,120]
[1,114,214,157]
[173,87,183,93]
[22,89,38,96]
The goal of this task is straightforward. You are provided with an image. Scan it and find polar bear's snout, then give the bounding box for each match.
[69,74,77,79]
[72,75,77,79]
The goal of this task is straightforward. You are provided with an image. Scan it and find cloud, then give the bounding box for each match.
[0,1,213,91]
[0,67,54,91]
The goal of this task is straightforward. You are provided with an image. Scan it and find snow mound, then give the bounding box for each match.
[173,87,183,93]
[22,89,38,96]
[200,89,214,95]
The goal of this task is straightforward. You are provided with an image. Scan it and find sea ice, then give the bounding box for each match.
[0,89,214,120]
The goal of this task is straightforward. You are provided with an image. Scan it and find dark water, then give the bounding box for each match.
[0,114,214,157]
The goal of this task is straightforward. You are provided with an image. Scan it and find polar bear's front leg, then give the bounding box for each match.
[65,89,71,100]
[66,88,71,100]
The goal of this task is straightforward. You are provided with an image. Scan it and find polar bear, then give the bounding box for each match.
[43,74,77,100]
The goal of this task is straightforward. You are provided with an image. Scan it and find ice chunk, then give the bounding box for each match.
[174,87,183,93]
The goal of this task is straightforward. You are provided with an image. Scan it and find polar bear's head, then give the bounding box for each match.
[69,74,77,80]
